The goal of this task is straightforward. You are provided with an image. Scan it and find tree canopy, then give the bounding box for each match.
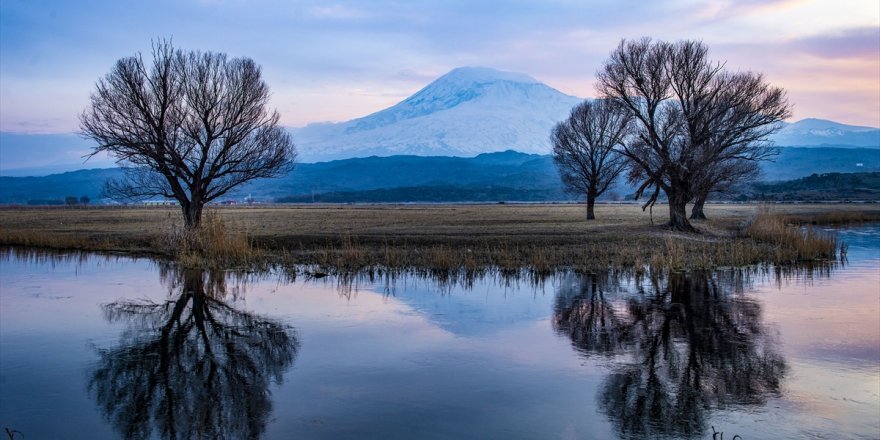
[551,99,629,219]
[597,38,790,231]
[81,40,295,228]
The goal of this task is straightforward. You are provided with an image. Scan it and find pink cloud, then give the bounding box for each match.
[685,0,806,23]
[791,26,880,59]
[713,29,879,127]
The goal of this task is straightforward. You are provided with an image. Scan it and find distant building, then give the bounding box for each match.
[143,200,178,206]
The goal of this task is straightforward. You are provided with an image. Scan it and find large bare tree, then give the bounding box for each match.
[690,158,760,220]
[551,99,630,220]
[81,40,295,228]
[597,38,790,231]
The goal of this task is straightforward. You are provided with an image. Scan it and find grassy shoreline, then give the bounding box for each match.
[1,203,876,273]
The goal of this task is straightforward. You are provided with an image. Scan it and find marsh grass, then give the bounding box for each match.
[285,233,783,277]
[0,225,123,255]
[783,209,877,225]
[0,228,98,249]
[157,209,260,268]
[745,207,840,263]
[0,203,866,272]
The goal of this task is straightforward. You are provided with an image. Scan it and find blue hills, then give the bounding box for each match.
[1,66,878,203]
[1,147,878,205]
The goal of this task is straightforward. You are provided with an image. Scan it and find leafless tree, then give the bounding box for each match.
[551,100,630,220]
[597,38,790,231]
[80,40,295,228]
[690,158,759,220]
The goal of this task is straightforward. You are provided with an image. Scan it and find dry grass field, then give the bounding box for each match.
[1,203,877,272]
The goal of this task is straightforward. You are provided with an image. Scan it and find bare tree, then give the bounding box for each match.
[597,38,790,231]
[690,158,759,220]
[552,100,630,220]
[81,40,295,229]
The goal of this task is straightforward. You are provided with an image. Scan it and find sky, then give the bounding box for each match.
[1,0,878,135]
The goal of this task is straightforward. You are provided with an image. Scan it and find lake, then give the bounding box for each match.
[1,226,878,439]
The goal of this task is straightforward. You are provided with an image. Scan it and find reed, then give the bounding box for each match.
[284,232,791,277]
[744,207,839,263]
[158,210,260,268]
[783,209,878,225]
[0,228,120,253]
[0,203,865,272]
[0,229,92,249]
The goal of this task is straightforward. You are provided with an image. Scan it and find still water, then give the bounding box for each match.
[1,227,878,439]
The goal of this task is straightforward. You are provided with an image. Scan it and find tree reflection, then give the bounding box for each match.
[89,266,298,440]
[554,271,786,439]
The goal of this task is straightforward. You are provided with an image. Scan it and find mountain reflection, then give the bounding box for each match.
[89,265,299,440]
[554,271,786,439]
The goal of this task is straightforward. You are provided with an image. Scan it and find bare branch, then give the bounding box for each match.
[81,39,296,228]
[552,99,631,219]
[597,39,790,230]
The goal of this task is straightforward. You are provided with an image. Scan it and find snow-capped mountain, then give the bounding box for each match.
[294,67,583,161]
[3,67,877,175]
[772,118,880,147]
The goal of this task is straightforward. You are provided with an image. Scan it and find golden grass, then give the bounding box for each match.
[0,203,875,272]
[781,209,875,225]
[158,210,260,268]
[744,207,840,263]
[0,228,99,249]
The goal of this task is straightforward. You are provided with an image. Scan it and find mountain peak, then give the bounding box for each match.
[438,66,539,86]
[337,66,564,135]
[788,118,879,132]
[772,118,880,146]
[293,67,582,161]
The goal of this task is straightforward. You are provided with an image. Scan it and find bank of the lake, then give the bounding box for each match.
[0,203,877,272]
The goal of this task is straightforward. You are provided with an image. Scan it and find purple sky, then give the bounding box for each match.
[1,0,878,134]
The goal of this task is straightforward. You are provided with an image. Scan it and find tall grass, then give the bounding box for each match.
[744,207,840,263]
[784,209,877,225]
[1,204,861,272]
[0,229,97,249]
[158,210,259,267]
[286,231,791,277]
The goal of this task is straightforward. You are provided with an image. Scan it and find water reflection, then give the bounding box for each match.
[88,265,299,440]
[554,271,786,439]
[5,244,862,439]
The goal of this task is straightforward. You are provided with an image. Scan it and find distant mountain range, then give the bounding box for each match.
[772,118,880,148]
[293,67,880,161]
[0,67,880,177]
[2,147,877,205]
[0,66,877,177]
[746,172,880,202]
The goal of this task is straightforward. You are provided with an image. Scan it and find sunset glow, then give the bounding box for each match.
[1,0,877,133]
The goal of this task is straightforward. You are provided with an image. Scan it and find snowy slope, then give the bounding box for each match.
[294,67,583,161]
[771,118,880,147]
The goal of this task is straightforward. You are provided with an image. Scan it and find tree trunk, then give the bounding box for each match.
[182,201,203,230]
[586,194,596,220]
[667,190,696,232]
[690,194,708,220]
